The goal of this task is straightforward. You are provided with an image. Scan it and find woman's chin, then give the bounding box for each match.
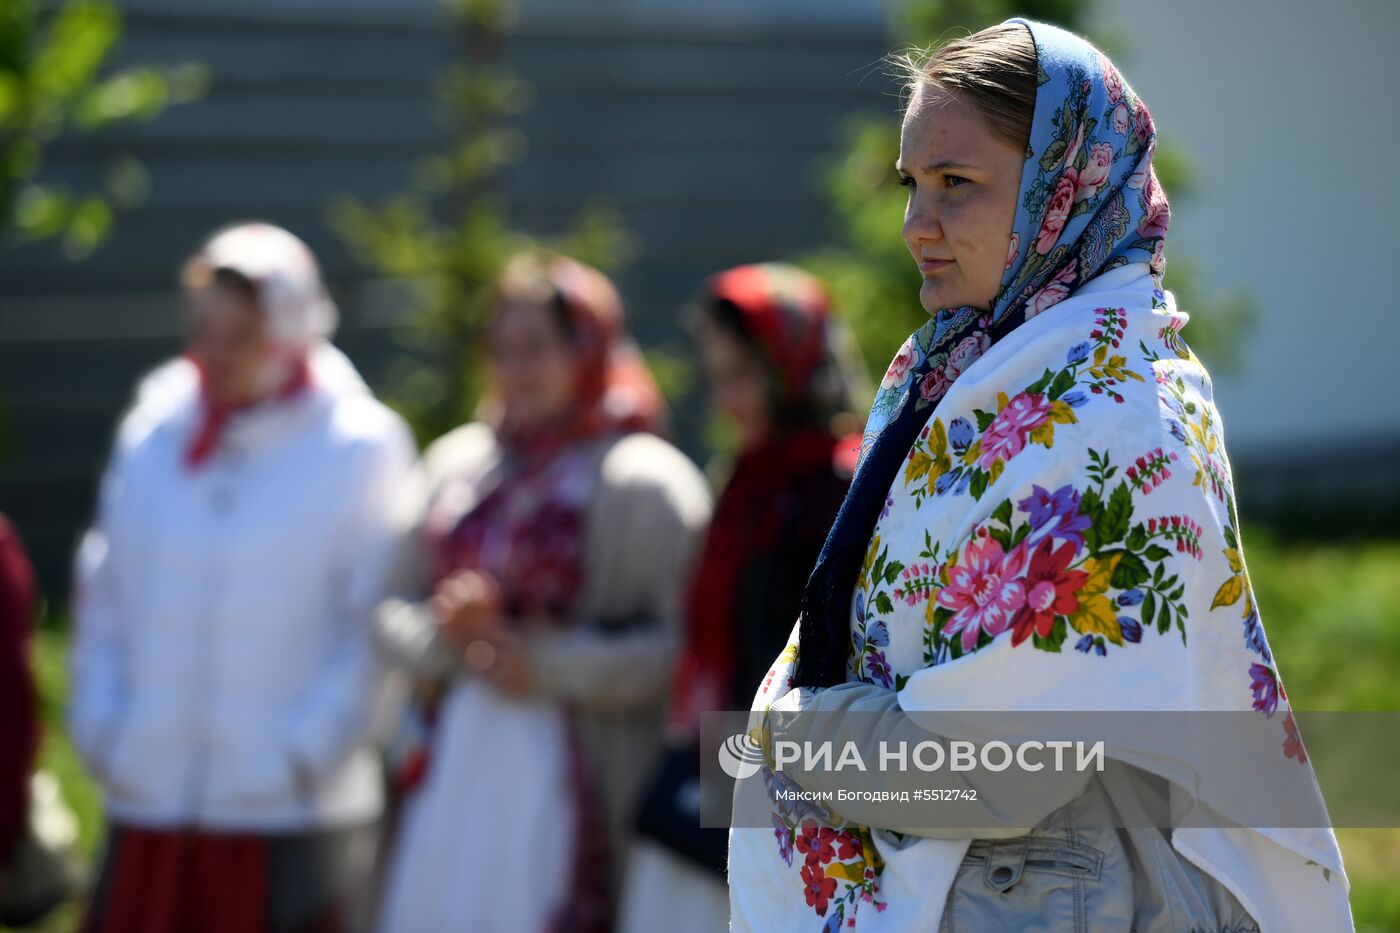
[919,279,989,316]
[919,279,957,315]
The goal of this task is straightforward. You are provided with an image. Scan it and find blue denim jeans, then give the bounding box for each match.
[938,766,1261,933]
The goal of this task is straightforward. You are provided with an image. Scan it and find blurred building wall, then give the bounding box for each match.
[0,0,893,595]
[6,0,1394,598]
[1097,0,1400,520]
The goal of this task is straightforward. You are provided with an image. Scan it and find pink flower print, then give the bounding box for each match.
[1005,232,1020,270]
[1026,260,1077,319]
[935,536,1029,651]
[919,366,950,403]
[1102,55,1124,103]
[1283,711,1308,764]
[978,391,1055,469]
[896,562,937,605]
[1112,102,1131,135]
[1127,141,1154,190]
[1138,172,1170,238]
[1010,538,1088,647]
[1134,103,1154,149]
[1126,447,1178,494]
[1035,170,1078,254]
[1063,120,1086,169]
[1147,515,1204,559]
[881,337,917,390]
[945,332,990,379]
[1075,143,1114,202]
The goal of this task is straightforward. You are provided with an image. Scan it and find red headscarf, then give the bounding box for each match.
[705,262,832,401]
[670,264,860,723]
[487,254,667,455]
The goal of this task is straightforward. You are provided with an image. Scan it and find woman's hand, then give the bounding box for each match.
[431,569,503,650]
[479,626,536,698]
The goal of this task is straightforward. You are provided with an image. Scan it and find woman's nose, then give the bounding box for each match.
[903,194,944,245]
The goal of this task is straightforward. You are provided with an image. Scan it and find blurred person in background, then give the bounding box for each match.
[619,263,867,933]
[0,515,40,903]
[373,253,711,933]
[68,222,417,933]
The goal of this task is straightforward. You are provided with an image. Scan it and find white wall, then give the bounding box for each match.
[1096,0,1400,458]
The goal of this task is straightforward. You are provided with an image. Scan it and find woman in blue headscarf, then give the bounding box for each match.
[727,19,1352,933]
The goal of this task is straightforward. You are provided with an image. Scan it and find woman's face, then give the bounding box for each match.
[186,284,272,407]
[488,298,579,434]
[699,322,770,451]
[898,83,1025,316]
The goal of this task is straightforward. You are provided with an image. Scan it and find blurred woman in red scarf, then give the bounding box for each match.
[71,223,417,933]
[619,263,867,933]
[0,515,40,911]
[375,253,711,933]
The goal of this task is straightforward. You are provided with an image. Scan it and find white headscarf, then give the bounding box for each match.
[196,221,338,351]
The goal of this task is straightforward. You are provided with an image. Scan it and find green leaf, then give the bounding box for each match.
[1026,368,1054,395]
[1048,368,1076,400]
[884,561,903,585]
[975,409,996,432]
[1108,550,1150,589]
[1080,488,1104,552]
[1157,598,1172,634]
[992,499,1013,527]
[1099,481,1134,544]
[1080,486,1101,516]
[1141,590,1157,634]
[969,470,989,500]
[874,591,894,615]
[1144,544,1172,562]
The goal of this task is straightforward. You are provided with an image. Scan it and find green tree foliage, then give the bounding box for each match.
[330,0,631,445]
[802,0,1251,380]
[0,0,205,257]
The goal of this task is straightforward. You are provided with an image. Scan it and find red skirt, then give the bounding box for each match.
[82,823,360,933]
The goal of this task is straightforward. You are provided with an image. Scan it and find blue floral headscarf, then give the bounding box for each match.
[796,17,1173,687]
